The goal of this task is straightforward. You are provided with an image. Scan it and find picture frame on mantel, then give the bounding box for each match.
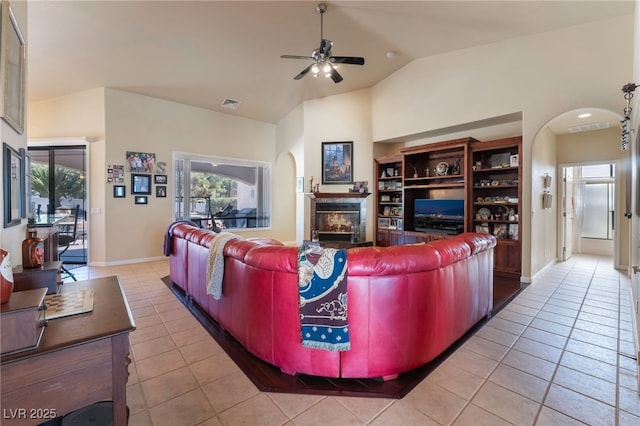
[321,141,353,184]
[0,1,26,134]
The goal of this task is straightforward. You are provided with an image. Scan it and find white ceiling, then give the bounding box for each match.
[27,1,634,129]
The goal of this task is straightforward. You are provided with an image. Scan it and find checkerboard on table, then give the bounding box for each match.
[44,289,94,320]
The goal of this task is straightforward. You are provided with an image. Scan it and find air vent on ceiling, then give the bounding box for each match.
[568,121,610,133]
[221,98,241,110]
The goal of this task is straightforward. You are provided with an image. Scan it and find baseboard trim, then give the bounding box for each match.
[89,255,167,267]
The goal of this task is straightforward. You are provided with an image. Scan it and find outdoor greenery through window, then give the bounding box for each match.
[173,153,271,230]
[28,146,88,264]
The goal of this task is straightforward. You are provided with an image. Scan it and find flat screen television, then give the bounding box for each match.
[414,199,465,234]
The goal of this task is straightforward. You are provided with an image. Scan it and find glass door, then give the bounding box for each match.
[28,146,87,265]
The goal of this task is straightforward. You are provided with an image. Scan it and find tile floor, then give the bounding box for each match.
[65,254,640,425]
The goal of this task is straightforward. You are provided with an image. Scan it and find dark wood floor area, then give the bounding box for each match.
[163,274,524,399]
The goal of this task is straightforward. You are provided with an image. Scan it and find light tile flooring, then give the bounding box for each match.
[65,254,640,425]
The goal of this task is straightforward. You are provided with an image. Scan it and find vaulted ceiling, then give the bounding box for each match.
[27,1,634,126]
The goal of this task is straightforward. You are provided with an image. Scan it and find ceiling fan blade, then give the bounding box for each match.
[294,64,314,80]
[330,56,365,65]
[329,65,343,84]
[281,54,314,60]
[320,39,333,56]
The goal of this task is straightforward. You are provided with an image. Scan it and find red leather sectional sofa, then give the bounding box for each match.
[167,222,496,380]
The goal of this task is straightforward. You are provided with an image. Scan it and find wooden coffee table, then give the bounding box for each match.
[1,276,135,425]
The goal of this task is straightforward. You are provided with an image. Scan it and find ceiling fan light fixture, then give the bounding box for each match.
[280,3,364,83]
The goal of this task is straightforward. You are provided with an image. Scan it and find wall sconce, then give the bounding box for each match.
[542,173,552,209]
[621,83,638,151]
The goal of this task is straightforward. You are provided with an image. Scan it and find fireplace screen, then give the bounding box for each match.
[315,203,360,242]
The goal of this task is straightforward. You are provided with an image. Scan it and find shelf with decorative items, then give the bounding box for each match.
[469,136,522,278]
[400,138,473,234]
[375,155,404,245]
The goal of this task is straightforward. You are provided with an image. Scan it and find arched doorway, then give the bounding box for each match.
[531,107,628,269]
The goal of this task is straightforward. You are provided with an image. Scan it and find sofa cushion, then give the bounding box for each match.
[455,232,496,254]
[428,239,471,266]
[347,244,442,276]
[244,245,299,273]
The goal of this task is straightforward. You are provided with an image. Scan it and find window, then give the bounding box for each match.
[173,153,270,230]
[580,163,614,240]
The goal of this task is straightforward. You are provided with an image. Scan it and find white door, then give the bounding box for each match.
[561,167,574,261]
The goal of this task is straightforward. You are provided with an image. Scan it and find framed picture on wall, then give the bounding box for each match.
[131,173,151,195]
[0,2,26,134]
[155,186,167,198]
[3,142,24,227]
[134,196,148,205]
[321,141,353,184]
[154,174,167,184]
[113,185,126,198]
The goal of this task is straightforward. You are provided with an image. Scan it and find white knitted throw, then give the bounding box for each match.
[206,232,241,300]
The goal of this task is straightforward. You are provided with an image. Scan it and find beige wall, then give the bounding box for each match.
[25,89,279,265]
[27,88,107,262]
[0,0,28,265]
[301,89,373,241]
[631,0,640,361]
[531,126,557,274]
[370,15,634,279]
[276,104,305,243]
[102,89,278,264]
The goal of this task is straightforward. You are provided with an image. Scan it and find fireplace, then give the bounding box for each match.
[308,193,369,243]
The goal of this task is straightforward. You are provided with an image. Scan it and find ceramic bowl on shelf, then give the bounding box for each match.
[476,207,492,220]
[435,161,449,176]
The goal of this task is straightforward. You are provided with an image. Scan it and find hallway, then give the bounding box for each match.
[65,255,639,425]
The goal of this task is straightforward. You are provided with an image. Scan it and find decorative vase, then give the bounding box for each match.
[22,229,44,268]
[0,249,14,304]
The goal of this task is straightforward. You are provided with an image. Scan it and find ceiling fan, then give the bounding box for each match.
[280,3,365,83]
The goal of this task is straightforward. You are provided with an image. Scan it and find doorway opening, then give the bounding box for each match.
[28,145,88,266]
[561,162,615,260]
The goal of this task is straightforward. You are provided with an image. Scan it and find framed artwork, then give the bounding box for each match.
[296,177,304,193]
[106,164,125,183]
[493,223,508,239]
[377,217,390,229]
[131,173,151,195]
[0,1,26,134]
[3,142,24,227]
[154,174,167,184]
[321,141,353,184]
[155,186,167,198]
[113,185,126,198]
[509,223,519,240]
[126,151,156,173]
[134,196,148,205]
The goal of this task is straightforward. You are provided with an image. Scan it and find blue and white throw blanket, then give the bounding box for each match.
[297,244,350,351]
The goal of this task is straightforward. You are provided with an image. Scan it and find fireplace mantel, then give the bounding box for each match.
[306,192,371,199]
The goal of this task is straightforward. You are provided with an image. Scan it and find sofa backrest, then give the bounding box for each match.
[169,223,496,278]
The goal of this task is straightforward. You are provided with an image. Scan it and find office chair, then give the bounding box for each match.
[57,204,80,282]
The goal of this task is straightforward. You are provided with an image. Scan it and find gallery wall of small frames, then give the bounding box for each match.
[108,151,168,204]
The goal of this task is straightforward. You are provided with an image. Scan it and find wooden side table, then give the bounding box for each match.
[1,276,136,426]
[12,261,62,295]
[0,288,47,356]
